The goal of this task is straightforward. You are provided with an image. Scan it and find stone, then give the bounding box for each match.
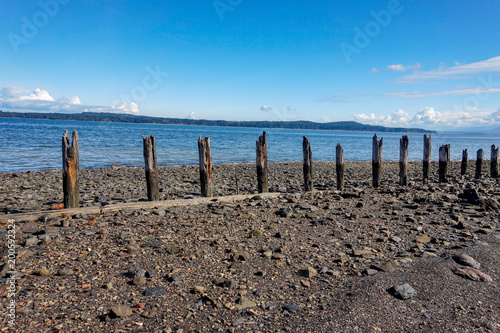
[459,189,479,203]
[144,287,167,296]
[127,266,145,278]
[452,253,480,269]
[297,266,317,279]
[58,269,74,276]
[110,305,133,317]
[35,268,50,276]
[391,283,416,300]
[389,236,402,243]
[191,286,205,294]
[282,304,302,313]
[25,237,39,247]
[250,229,263,237]
[235,296,256,310]
[452,267,493,282]
[416,235,431,244]
[379,261,397,273]
[141,310,157,319]
[133,276,147,286]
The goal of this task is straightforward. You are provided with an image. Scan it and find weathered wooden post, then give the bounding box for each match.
[336,143,344,191]
[461,149,468,176]
[400,135,409,186]
[475,149,484,179]
[491,145,499,178]
[198,136,213,197]
[423,135,431,184]
[372,134,383,188]
[143,135,159,201]
[256,131,269,193]
[438,144,450,182]
[302,136,313,191]
[62,130,79,208]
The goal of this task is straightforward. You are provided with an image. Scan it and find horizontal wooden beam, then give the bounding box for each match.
[0,192,283,223]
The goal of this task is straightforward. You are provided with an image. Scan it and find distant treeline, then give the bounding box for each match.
[0,111,436,133]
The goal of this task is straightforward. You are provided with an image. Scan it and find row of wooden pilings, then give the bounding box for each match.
[60,130,500,208]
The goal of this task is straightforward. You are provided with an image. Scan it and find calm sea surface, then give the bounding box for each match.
[0,118,499,172]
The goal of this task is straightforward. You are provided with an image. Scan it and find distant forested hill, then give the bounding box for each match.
[0,111,436,133]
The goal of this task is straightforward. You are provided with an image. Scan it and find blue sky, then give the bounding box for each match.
[1,0,500,130]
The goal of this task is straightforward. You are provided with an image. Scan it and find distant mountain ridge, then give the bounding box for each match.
[0,111,436,133]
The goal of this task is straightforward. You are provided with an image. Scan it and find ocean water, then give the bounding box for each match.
[0,118,499,172]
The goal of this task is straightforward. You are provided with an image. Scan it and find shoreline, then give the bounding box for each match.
[1,160,498,215]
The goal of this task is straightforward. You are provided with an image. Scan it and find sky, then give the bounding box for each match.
[1,0,500,130]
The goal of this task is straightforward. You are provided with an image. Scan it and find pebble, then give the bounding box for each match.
[110,305,133,317]
[392,283,416,300]
[133,276,147,286]
[282,304,302,313]
[35,268,50,276]
[58,269,74,276]
[235,296,256,310]
[452,267,493,282]
[416,235,431,244]
[452,253,481,269]
[144,287,167,296]
[297,266,318,279]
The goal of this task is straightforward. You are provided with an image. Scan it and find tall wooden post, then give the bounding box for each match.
[461,149,468,176]
[475,149,484,179]
[336,143,344,191]
[423,135,431,184]
[438,144,450,183]
[491,145,499,178]
[302,136,313,191]
[62,130,79,208]
[256,131,269,193]
[399,135,409,186]
[198,136,213,197]
[143,135,159,201]
[372,134,383,188]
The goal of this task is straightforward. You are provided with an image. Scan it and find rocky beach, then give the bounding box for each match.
[0,161,499,332]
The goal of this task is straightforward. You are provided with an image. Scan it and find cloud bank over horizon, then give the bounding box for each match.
[0,86,139,115]
[354,107,500,128]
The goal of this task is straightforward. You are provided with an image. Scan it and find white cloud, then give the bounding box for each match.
[260,105,272,112]
[387,64,406,72]
[187,111,196,119]
[371,67,380,73]
[112,102,139,114]
[387,63,421,72]
[320,116,331,122]
[401,56,500,81]
[0,86,140,114]
[411,107,442,125]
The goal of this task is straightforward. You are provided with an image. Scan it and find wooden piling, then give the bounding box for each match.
[372,134,383,188]
[399,135,409,186]
[491,145,499,178]
[302,136,313,191]
[438,144,450,182]
[256,131,269,193]
[198,136,213,197]
[422,135,431,184]
[62,130,79,208]
[143,135,159,201]
[336,143,344,191]
[461,149,468,176]
[475,149,484,179]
